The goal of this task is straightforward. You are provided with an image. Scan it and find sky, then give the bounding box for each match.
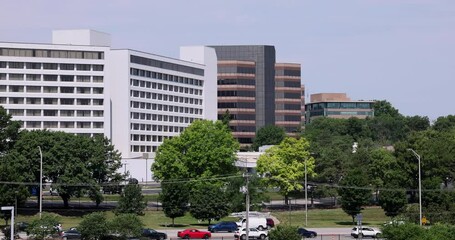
[1,0,454,121]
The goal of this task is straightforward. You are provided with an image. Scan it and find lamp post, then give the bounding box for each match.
[304,157,308,227]
[14,190,18,217]
[38,146,43,219]
[407,148,422,226]
[143,153,149,184]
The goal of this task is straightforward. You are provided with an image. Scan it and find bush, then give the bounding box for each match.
[27,212,61,240]
[382,223,455,240]
[268,225,301,240]
[109,214,144,239]
[78,212,109,240]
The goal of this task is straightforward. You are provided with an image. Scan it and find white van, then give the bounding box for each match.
[237,217,268,231]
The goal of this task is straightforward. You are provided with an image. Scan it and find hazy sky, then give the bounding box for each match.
[1,0,454,120]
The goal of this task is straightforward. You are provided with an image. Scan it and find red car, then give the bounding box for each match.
[177,229,211,239]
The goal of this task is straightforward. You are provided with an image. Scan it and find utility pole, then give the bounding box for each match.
[244,172,250,240]
[38,146,43,219]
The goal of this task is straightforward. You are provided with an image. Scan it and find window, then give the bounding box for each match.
[8,109,23,116]
[93,110,103,117]
[93,76,103,83]
[77,87,90,94]
[0,73,6,80]
[43,86,58,93]
[93,87,103,94]
[77,76,91,82]
[0,62,6,68]
[43,63,58,70]
[77,110,91,117]
[9,74,24,80]
[61,122,74,128]
[9,98,24,104]
[43,98,58,105]
[77,122,91,128]
[43,121,58,128]
[43,75,58,81]
[26,62,41,69]
[26,74,41,81]
[77,99,91,105]
[60,75,74,82]
[93,122,104,128]
[10,86,24,92]
[76,64,91,71]
[60,98,74,105]
[26,98,41,104]
[92,65,104,71]
[26,109,41,116]
[60,110,74,116]
[43,110,58,116]
[60,64,74,70]
[60,87,74,93]
[27,121,41,128]
[9,62,24,69]
[93,99,103,105]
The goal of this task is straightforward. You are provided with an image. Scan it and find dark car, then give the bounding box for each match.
[141,228,167,240]
[298,228,317,238]
[266,218,274,229]
[208,221,238,233]
[61,229,81,240]
[16,222,29,232]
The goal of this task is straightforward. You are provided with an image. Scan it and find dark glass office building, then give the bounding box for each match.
[210,45,302,145]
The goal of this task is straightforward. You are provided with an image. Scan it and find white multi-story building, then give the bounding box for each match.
[0,30,217,181]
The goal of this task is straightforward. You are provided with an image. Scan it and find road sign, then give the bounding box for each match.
[356,214,363,226]
[422,216,427,225]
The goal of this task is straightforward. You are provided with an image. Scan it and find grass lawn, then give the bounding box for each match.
[11,207,389,230]
[273,207,389,228]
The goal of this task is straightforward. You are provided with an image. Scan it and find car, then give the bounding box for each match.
[351,226,381,238]
[177,229,211,239]
[266,218,274,229]
[234,228,268,240]
[16,222,29,232]
[141,228,167,240]
[208,221,238,233]
[297,228,317,238]
[61,229,81,240]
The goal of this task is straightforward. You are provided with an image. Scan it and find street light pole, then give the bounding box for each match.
[408,148,422,226]
[305,157,308,227]
[38,146,43,219]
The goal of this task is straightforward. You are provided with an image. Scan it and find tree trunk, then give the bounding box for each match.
[172,218,175,226]
[61,195,70,208]
[352,215,355,225]
[208,219,211,225]
[284,195,289,205]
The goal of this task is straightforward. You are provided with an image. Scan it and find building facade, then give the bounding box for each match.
[0,29,218,171]
[210,45,303,145]
[305,93,375,124]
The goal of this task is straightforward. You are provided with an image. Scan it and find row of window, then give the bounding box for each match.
[130,79,202,96]
[0,73,104,82]
[130,101,202,115]
[0,48,104,59]
[131,145,159,153]
[131,134,175,143]
[326,111,374,116]
[130,90,201,105]
[131,111,199,123]
[307,102,374,110]
[7,109,103,117]
[218,66,256,74]
[218,90,255,97]
[275,104,301,110]
[21,121,104,129]
[130,55,204,76]
[217,78,256,86]
[130,122,194,132]
[218,102,256,109]
[3,97,104,106]
[217,113,256,121]
[0,62,104,71]
[1,86,103,94]
[130,68,203,87]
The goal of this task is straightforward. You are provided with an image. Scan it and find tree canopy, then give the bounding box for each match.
[252,125,286,151]
[256,137,315,203]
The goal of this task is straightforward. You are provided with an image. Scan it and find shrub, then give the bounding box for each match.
[78,212,109,240]
[268,225,301,240]
[27,212,60,240]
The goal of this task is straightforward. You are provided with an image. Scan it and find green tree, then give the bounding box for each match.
[252,125,286,151]
[379,184,407,217]
[373,100,400,118]
[152,120,239,181]
[405,115,430,132]
[78,212,109,240]
[109,214,144,239]
[337,169,371,224]
[115,180,147,215]
[189,181,230,224]
[225,174,268,212]
[381,223,425,240]
[0,106,21,154]
[221,109,231,128]
[256,137,315,204]
[27,213,60,240]
[268,225,301,240]
[159,182,189,226]
[10,130,123,208]
[432,115,455,132]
